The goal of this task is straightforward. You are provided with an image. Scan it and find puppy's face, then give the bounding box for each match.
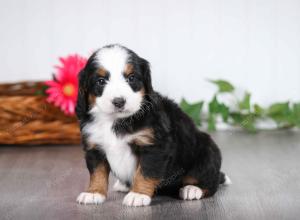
[76,45,152,119]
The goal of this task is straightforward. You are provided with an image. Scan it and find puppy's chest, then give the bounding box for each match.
[84,118,137,183]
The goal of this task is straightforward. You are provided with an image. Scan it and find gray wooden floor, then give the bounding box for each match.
[0,131,300,220]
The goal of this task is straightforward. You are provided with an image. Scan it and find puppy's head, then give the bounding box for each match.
[76,44,152,119]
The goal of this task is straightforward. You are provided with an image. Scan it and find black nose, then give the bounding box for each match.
[112,97,126,108]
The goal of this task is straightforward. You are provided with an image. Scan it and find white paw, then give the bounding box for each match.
[113,180,130,192]
[76,192,106,205]
[179,185,203,200]
[122,191,151,207]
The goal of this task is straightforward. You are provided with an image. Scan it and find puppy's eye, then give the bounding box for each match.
[96,78,106,86]
[127,74,135,83]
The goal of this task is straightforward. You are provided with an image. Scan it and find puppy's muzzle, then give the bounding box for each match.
[112,97,126,109]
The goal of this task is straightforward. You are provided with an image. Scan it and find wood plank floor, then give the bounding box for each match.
[0,131,299,220]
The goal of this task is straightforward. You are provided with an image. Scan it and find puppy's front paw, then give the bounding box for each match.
[113,180,129,192]
[179,185,203,200]
[76,192,106,205]
[122,191,151,207]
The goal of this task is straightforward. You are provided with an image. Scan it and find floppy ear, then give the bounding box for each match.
[75,69,89,121]
[139,58,153,94]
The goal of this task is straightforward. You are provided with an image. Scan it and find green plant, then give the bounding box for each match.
[180,79,300,132]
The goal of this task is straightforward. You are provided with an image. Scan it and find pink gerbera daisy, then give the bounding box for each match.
[45,54,87,115]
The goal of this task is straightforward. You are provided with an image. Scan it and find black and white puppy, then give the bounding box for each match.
[75,44,230,207]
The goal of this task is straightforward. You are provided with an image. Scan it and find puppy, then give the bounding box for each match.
[75,44,230,207]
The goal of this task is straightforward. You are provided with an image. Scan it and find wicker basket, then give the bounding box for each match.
[0,81,80,145]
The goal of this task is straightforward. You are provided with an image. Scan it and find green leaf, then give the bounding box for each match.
[230,112,257,132]
[209,79,235,93]
[180,98,204,126]
[239,92,251,111]
[230,112,243,124]
[267,102,294,127]
[208,96,229,122]
[219,103,230,122]
[267,102,290,116]
[241,115,256,132]
[34,84,49,96]
[254,104,264,116]
[208,114,216,131]
[208,96,219,113]
[292,103,300,127]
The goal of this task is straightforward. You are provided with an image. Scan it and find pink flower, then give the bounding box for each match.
[45,54,87,115]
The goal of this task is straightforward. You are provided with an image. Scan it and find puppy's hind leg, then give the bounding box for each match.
[179,176,205,200]
[179,173,220,200]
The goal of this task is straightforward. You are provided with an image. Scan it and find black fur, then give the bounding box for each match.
[76,44,226,198]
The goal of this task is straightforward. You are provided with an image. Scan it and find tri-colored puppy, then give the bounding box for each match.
[75,44,230,207]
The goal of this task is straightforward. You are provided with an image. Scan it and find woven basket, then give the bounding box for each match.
[0,81,80,145]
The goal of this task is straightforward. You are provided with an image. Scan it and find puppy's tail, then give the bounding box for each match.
[219,172,232,185]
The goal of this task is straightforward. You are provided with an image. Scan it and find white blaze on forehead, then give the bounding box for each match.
[92,45,142,118]
[96,45,129,75]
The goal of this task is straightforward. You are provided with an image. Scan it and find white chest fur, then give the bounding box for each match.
[83,115,137,184]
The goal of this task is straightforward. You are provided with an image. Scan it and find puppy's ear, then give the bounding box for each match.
[75,69,89,121]
[139,58,153,94]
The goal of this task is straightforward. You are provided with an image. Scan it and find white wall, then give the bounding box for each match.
[0,0,299,105]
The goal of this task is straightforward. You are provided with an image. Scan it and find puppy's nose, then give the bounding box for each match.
[112,97,126,108]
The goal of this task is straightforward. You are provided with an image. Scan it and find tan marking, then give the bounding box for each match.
[87,162,110,196]
[140,87,145,97]
[86,141,96,150]
[88,94,96,106]
[201,189,209,198]
[124,63,134,76]
[131,128,154,146]
[182,176,199,185]
[97,67,107,77]
[132,165,160,197]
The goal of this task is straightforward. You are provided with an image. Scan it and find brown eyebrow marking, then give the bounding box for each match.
[97,67,108,77]
[124,63,134,76]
